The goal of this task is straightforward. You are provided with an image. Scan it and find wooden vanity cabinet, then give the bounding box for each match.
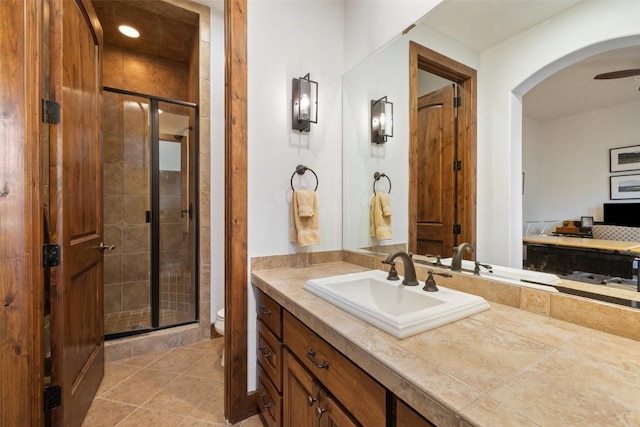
[255,289,284,427]
[283,311,386,427]
[255,287,438,427]
[395,399,436,427]
[283,348,359,427]
[282,349,316,426]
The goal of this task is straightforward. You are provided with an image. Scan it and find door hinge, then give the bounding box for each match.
[453,160,462,172]
[453,96,461,108]
[42,99,60,124]
[453,224,461,235]
[42,244,61,268]
[43,385,61,411]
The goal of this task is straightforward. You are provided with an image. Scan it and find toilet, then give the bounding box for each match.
[214,308,225,367]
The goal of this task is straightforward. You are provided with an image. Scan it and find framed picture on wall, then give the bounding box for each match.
[610,174,640,200]
[610,145,640,172]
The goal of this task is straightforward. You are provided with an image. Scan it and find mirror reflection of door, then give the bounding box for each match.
[409,42,477,260]
[416,82,458,256]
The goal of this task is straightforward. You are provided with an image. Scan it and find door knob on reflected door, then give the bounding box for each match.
[99,242,115,251]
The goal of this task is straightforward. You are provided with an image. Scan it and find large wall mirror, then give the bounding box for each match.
[342,0,640,305]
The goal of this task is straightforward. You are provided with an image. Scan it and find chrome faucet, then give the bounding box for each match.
[451,242,474,272]
[382,251,419,286]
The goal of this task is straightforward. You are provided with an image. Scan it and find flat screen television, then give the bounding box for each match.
[603,203,640,227]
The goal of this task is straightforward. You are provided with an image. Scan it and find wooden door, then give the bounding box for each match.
[416,84,457,257]
[283,350,316,427]
[48,1,104,425]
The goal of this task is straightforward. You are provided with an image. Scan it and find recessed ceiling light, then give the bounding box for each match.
[118,25,139,38]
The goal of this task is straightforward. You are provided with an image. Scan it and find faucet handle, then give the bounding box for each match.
[474,261,493,275]
[423,271,439,292]
[381,260,400,281]
[425,254,442,266]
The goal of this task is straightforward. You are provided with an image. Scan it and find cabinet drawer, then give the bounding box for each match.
[258,320,283,391]
[256,288,282,338]
[257,363,282,427]
[283,311,386,427]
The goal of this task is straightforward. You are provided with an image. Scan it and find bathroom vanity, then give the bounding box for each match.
[255,285,433,427]
[252,254,640,426]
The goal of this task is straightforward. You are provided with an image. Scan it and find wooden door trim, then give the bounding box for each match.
[224,0,256,423]
[0,0,44,424]
[408,41,477,256]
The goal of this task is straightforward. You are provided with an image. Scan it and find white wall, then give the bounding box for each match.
[209,3,226,326]
[248,1,345,257]
[523,100,640,230]
[343,0,441,72]
[478,0,640,267]
[246,0,345,390]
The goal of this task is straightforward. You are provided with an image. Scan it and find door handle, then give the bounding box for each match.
[99,242,115,251]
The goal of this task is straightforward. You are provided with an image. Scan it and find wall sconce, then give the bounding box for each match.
[292,73,318,132]
[371,96,393,144]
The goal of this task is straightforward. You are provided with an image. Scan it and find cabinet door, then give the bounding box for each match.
[317,389,359,427]
[396,398,435,427]
[283,350,316,427]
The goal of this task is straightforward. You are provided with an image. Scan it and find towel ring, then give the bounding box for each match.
[373,172,392,195]
[290,164,318,191]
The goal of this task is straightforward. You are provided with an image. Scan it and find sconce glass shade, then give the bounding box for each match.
[292,73,318,132]
[371,96,393,144]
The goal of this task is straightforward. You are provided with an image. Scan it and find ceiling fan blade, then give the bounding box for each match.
[594,69,640,79]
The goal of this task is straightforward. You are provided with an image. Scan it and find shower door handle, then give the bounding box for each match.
[99,242,115,251]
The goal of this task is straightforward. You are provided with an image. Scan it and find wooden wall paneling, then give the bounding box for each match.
[224,0,256,423]
[0,0,44,424]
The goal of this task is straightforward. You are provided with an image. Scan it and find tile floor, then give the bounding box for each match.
[83,337,264,426]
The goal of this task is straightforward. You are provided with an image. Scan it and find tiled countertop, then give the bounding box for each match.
[252,261,640,427]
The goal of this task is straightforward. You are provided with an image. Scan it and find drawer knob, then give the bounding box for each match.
[258,344,273,359]
[259,392,272,409]
[259,304,272,316]
[307,395,317,406]
[306,349,329,369]
[316,407,326,418]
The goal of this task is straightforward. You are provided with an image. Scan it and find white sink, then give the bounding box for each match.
[303,270,490,339]
[439,259,560,292]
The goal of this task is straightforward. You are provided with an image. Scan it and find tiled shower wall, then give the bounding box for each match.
[103,92,152,315]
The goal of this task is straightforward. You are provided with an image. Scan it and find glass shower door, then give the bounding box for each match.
[157,101,197,327]
[103,90,198,338]
[103,91,152,335]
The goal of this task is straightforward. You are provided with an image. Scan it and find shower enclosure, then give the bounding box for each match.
[102,88,198,338]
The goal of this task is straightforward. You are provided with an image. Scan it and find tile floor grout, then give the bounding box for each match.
[82,337,263,427]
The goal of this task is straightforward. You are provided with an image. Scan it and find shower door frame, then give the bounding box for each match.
[103,87,200,340]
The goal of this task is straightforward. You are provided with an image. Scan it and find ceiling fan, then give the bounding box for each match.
[594,69,640,79]
[594,69,640,90]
